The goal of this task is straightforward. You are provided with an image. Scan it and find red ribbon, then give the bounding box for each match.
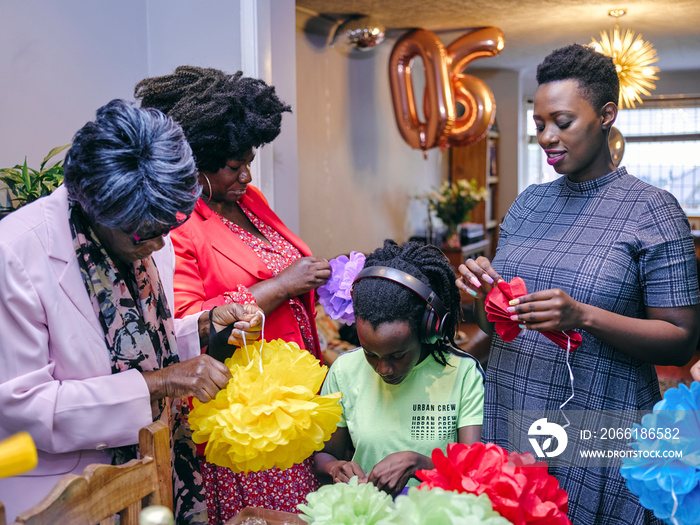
[485,277,581,351]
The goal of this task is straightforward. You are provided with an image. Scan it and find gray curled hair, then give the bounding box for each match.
[63,99,200,234]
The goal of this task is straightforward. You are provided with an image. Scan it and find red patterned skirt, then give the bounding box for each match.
[199,457,319,524]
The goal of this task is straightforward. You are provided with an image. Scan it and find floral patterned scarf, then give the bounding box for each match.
[68,202,206,524]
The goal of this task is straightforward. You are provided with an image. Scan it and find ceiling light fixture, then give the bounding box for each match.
[330,15,386,52]
[590,9,660,109]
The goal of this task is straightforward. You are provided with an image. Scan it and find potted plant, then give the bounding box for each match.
[0,144,71,216]
[418,179,488,248]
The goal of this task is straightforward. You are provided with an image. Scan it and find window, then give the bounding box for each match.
[523,97,700,216]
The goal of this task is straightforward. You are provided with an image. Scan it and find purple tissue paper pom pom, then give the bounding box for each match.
[317,251,366,325]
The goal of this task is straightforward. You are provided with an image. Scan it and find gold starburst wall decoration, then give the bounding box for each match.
[591,9,660,109]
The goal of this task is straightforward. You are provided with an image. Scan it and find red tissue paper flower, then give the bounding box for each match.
[417,442,571,525]
[485,277,582,351]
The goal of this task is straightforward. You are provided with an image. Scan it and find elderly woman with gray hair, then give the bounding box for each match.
[0,99,262,524]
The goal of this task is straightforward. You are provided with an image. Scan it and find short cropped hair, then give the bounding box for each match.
[536,43,619,111]
[352,239,462,366]
[134,66,291,173]
[63,99,200,234]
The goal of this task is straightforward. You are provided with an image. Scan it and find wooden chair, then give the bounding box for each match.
[9,421,172,525]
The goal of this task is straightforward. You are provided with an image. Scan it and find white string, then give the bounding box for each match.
[241,326,252,366]
[257,313,266,374]
[558,331,575,429]
[240,312,265,374]
[670,479,680,524]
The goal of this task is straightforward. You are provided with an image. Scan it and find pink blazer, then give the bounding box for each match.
[0,186,201,521]
[170,185,322,360]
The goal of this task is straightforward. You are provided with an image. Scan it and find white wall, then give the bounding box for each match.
[268,1,301,234]
[0,0,249,203]
[145,0,243,77]
[0,0,149,171]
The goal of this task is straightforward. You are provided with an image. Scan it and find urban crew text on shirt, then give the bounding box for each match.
[411,402,457,440]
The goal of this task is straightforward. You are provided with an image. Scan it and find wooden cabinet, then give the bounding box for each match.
[448,129,500,259]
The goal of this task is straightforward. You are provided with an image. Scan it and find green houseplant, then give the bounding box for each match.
[0,144,71,215]
[418,178,488,246]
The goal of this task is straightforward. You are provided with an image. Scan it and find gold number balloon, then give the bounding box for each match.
[389,27,505,153]
[446,27,505,147]
[449,73,496,147]
[388,29,454,154]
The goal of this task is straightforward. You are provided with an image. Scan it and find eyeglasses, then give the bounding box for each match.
[130,211,190,246]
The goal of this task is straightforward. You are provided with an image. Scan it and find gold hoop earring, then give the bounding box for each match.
[201,174,212,203]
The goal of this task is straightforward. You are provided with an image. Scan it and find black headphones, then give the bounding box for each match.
[352,266,451,345]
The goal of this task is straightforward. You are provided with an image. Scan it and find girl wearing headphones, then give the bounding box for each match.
[314,239,484,497]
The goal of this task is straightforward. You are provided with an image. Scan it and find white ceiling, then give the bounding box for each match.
[296,0,700,75]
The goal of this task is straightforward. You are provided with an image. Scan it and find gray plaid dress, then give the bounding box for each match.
[484,167,699,524]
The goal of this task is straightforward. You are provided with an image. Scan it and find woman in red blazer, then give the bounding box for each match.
[136,66,330,523]
[169,185,326,357]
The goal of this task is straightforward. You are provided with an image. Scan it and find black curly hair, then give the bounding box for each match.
[134,66,291,173]
[352,239,462,366]
[536,43,619,111]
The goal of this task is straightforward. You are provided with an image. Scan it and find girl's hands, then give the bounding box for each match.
[367,451,431,498]
[507,288,585,332]
[456,256,503,299]
[327,460,367,484]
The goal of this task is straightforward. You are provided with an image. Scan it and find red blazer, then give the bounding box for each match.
[171,185,321,360]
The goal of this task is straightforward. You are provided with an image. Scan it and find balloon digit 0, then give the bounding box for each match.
[389,29,454,153]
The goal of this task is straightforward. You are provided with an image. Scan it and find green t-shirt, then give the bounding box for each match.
[320,348,484,484]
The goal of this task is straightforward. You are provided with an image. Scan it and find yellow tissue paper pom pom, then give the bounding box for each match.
[0,432,38,479]
[188,339,342,473]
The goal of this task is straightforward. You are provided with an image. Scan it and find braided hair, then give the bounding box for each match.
[352,239,462,366]
[134,66,291,173]
[536,43,619,112]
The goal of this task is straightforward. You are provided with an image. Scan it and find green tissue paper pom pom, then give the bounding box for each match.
[297,476,394,524]
[386,487,514,525]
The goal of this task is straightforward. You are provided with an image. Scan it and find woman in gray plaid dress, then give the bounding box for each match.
[456,44,700,524]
